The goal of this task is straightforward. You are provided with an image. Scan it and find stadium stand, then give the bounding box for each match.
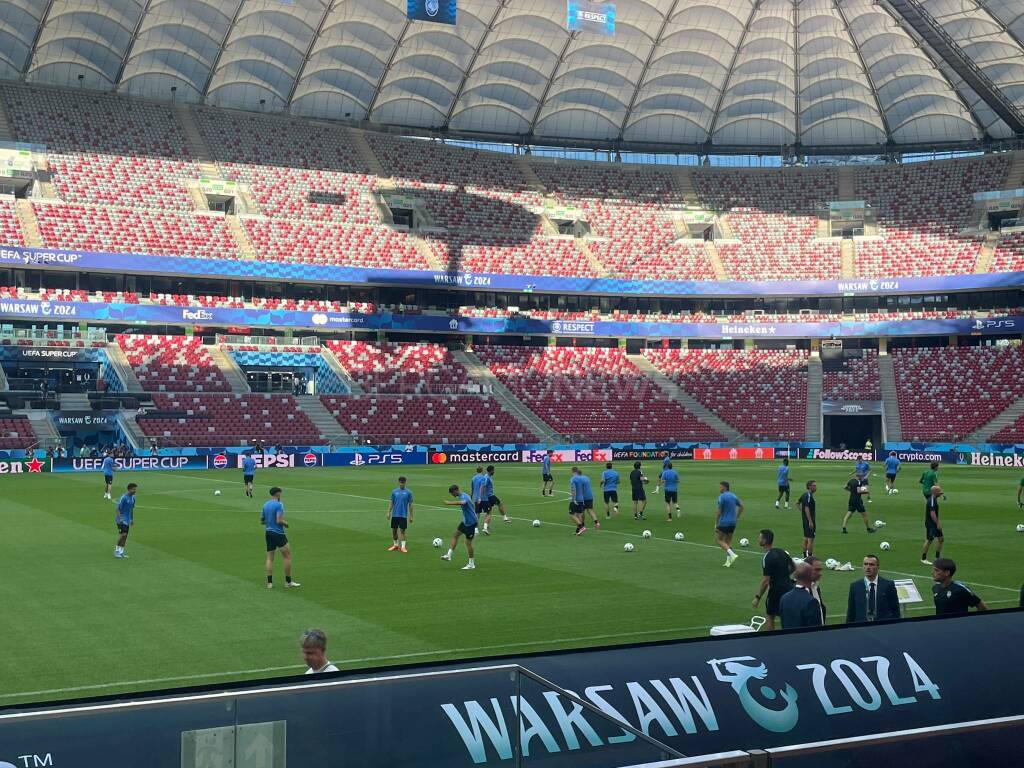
[991,231,1024,273]
[323,341,471,394]
[990,413,1024,443]
[0,416,36,449]
[116,335,231,393]
[320,394,537,444]
[891,345,1024,440]
[643,349,809,440]
[137,393,318,447]
[0,200,24,246]
[244,220,426,268]
[822,351,882,400]
[474,346,724,441]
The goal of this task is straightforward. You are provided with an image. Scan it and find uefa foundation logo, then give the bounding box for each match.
[551,321,562,333]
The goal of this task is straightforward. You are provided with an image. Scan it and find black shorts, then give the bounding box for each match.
[243,474,254,484]
[766,583,792,616]
[391,516,408,531]
[542,473,553,482]
[925,520,943,540]
[631,488,646,502]
[886,473,897,481]
[569,501,584,516]
[475,501,489,516]
[603,490,618,503]
[716,524,736,536]
[664,490,678,504]
[778,484,790,493]
[457,522,477,539]
[116,522,130,536]
[802,517,816,539]
[848,500,865,514]
[104,475,113,485]
[487,495,501,507]
[858,477,869,486]
[265,532,288,551]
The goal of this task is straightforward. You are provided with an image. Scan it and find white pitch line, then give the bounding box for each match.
[0,625,713,701]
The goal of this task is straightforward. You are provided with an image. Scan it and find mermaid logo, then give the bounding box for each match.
[708,656,800,733]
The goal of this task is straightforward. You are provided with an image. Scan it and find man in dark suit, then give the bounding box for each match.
[846,554,901,623]
[780,562,824,629]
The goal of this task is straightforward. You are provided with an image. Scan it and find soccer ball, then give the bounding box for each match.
[214,490,221,496]
[532,519,541,528]
[825,558,839,569]
[858,486,869,495]
[432,537,443,548]
[739,537,750,547]
[674,532,685,541]
[880,541,891,551]
[623,542,635,552]
[892,488,900,494]
[874,520,886,528]
[641,530,652,539]
[1015,523,1024,533]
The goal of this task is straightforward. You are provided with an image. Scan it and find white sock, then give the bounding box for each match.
[445,548,452,557]
[393,539,398,546]
[727,548,736,557]
[468,558,475,565]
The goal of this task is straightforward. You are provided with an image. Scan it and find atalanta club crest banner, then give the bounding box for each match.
[409,0,456,25]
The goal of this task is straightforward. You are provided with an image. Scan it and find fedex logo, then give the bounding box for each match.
[182,309,213,321]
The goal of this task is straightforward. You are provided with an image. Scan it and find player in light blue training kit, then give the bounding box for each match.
[661,462,680,520]
[484,465,510,527]
[775,458,791,509]
[541,450,554,497]
[851,458,872,504]
[884,451,901,495]
[470,466,491,535]
[715,481,744,568]
[387,476,414,553]
[114,482,137,558]
[242,452,257,498]
[655,455,672,493]
[262,486,300,589]
[600,462,620,518]
[569,466,597,534]
[442,484,478,570]
[101,453,115,499]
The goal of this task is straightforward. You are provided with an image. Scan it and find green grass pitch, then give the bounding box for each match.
[2,459,1021,707]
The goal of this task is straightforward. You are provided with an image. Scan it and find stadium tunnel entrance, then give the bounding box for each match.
[824,414,881,451]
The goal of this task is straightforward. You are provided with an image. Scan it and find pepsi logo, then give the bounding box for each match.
[213,454,228,469]
[303,453,318,467]
[431,453,448,464]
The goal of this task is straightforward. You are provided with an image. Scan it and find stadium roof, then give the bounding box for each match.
[2,0,1024,154]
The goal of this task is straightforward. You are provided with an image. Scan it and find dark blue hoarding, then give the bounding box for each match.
[408,0,456,25]
[567,0,616,35]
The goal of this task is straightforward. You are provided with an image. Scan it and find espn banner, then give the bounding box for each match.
[1,612,1021,766]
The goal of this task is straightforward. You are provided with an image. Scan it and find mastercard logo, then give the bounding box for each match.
[431,453,448,464]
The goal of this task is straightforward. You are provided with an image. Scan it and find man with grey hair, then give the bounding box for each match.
[301,629,339,674]
[779,562,824,629]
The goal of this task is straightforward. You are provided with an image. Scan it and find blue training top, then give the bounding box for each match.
[457,492,478,526]
[777,464,790,485]
[542,456,551,474]
[884,456,901,475]
[470,473,488,503]
[116,493,135,525]
[601,469,619,491]
[717,492,741,526]
[101,456,114,476]
[242,456,257,474]
[390,488,413,518]
[262,500,285,534]
[661,469,680,492]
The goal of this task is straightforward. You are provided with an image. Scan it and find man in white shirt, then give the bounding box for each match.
[301,629,340,675]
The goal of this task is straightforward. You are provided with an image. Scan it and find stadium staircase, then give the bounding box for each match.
[59,392,90,411]
[0,96,11,141]
[319,347,365,395]
[0,365,8,390]
[673,167,696,202]
[805,356,823,441]
[19,409,60,450]
[453,349,563,443]
[975,232,999,273]
[575,238,612,277]
[175,106,219,178]
[348,129,387,178]
[840,239,856,277]
[965,398,1024,443]
[14,200,43,247]
[295,395,351,445]
[877,354,903,442]
[412,234,445,270]
[208,346,250,393]
[626,353,743,443]
[104,343,144,393]
[837,166,856,199]
[1005,150,1024,189]
[224,215,256,260]
[514,156,547,192]
[703,241,728,280]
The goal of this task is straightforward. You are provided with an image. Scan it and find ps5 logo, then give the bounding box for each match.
[425,0,439,15]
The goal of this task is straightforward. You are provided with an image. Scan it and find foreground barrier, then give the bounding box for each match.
[1,611,1020,766]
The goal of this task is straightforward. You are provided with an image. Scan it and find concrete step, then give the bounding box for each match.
[209,346,250,393]
[837,166,855,199]
[412,233,445,270]
[319,347,365,394]
[104,343,145,393]
[18,409,60,449]
[225,216,256,260]
[60,392,91,411]
[295,394,350,443]
[175,106,215,164]
[877,355,902,442]
[704,240,727,280]
[514,155,547,192]
[805,357,823,441]
[453,349,561,443]
[1004,150,1024,189]
[965,397,1024,443]
[347,128,387,177]
[627,353,744,442]
[0,94,12,141]
[975,232,999,274]
[673,166,695,202]
[840,239,856,277]
[14,200,43,247]
[575,237,611,277]
[117,410,149,451]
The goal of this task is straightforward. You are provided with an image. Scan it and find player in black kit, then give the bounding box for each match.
[752,529,794,631]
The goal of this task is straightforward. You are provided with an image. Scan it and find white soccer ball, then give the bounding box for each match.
[825,558,839,569]
[641,529,652,539]
[623,542,635,552]
[739,537,750,547]
[892,488,899,494]
[532,519,541,528]
[880,541,891,551]
[874,520,886,528]
[432,537,443,548]
[1015,523,1024,533]
[214,490,221,496]
[793,557,804,565]
[674,532,685,541]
